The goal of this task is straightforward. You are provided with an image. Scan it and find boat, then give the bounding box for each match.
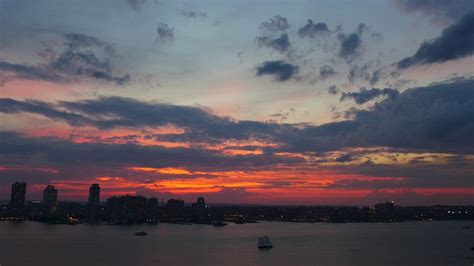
[257,235,273,249]
[461,225,471,229]
[134,231,147,236]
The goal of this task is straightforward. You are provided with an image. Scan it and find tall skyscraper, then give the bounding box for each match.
[43,185,58,216]
[145,197,159,223]
[10,182,26,217]
[193,197,210,223]
[165,199,185,221]
[88,184,100,223]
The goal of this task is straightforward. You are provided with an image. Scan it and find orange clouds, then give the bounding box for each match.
[127,167,193,175]
[223,149,264,155]
[121,166,405,196]
[3,123,472,204]
[23,168,473,204]
[156,177,266,193]
[96,176,125,181]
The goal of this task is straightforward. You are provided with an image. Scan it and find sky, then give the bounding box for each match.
[1,0,474,205]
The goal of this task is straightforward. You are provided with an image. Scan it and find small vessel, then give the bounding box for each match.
[257,235,273,249]
[461,225,471,229]
[134,231,147,236]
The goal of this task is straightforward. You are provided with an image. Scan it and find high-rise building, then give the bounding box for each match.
[87,184,100,223]
[10,182,26,217]
[193,197,210,223]
[105,195,146,224]
[43,185,58,216]
[165,199,185,221]
[195,197,207,209]
[145,197,159,223]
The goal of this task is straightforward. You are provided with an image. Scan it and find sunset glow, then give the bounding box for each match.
[1,0,473,205]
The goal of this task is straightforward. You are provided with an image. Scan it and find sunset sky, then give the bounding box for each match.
[1,0,474,205]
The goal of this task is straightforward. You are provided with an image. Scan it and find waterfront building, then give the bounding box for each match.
[43,185,58,216]
[87,184,100,223]
[10,182,26,217]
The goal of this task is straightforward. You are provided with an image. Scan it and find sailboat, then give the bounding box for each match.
[257,235,273,249]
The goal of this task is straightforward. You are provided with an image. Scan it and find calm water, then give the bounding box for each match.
[0,221,473,266]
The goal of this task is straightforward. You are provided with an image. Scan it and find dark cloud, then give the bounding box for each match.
[0,98,92,126]
[63,33,117,56]
[2,78,473,154]
[60,96,226,130]
[297,20,330,38]
[0,132,302,171]
[125,0,147,12]
[338,32,364,62]
[255,60,299,82]
[393,0,474,24]
[288,78,474,153]
[48,47,129,85]
[347,62,392,86]
[260,15,290,33]
[398,11,474,69]
[90,71,130,85]
[0,59,128,86]
[348,63,371,83]
[0,33,129,85]
[336,23,369,62]
[269,108,295,122]
[335,153,352,163]
[356,23,369,35]
[256,16,292,55]
[319,65,336,80]
[180,10,207,19]
[0,61,65,83]
[340,87,399,104]
[0,96,296,145]
[256,33,291,53]
[323,154,474,201]
[369,68,382,85]
[328,85,338,95]
[157,23,174,42]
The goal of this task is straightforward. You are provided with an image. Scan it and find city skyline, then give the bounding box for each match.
[1,0,474,205]
[3,180,472,225]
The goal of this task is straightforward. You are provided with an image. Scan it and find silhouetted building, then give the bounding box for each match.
[166,199,185,208]
[165,199,185,221]
[195,197,206,208]
[106,195,146,224]
[43,185,58,217]
[192,197,210,223]
[10,182,26,217]
[58,201,86,219]
[145,197,159,223]
[87,184,100,223]
[25,200,43,220]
